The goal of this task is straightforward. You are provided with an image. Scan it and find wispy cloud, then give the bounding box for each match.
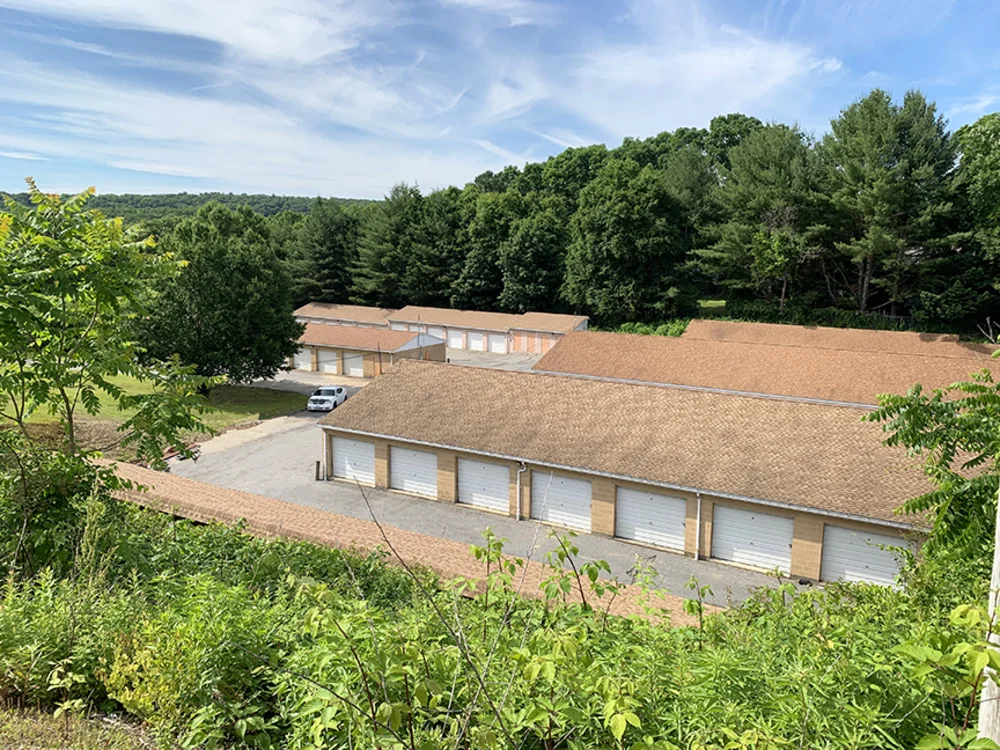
[0,0,987,195]
[0,149,47,160]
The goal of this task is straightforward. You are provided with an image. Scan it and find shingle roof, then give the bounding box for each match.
[533,330,998,406]
[295,302,395,324]
[684,319,995,359]
[320,360,930,525]
[389,306,587,333]
[299,323,425,352]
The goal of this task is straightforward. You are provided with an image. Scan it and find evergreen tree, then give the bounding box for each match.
[822,89,957,314]
[697,125,823,310]
[289,198,360,307]
[352,184,424,309]
[402,187,467,307]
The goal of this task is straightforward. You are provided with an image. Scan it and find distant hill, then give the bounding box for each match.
[2,191,372,222]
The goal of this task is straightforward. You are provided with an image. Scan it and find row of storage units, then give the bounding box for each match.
[325,435,909,585]
[390,322,509,353]
[293,348,366,377]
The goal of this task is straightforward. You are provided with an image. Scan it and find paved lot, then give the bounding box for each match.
[446,349,543,371]
[172,414,784,607]
[250,369,370,397]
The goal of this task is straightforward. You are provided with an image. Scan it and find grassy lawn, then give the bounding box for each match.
[0,708,158,749]
[24,374,305,454]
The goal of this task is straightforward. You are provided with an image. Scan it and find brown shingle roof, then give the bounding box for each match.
[295,302,395,324]
[320,360,930,525]
[533,330,998,406]
[389,306,587,333]
[684,319,995,359]
[299,323,421,352]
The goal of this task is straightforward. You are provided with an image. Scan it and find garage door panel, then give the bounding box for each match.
[343,353,364,378]
[531,472,591,531]
[821,526,906,586]
[467,332,485,351]
[428,327,444,340]
[616,487,686,551]
[293,348,312,370]
[447,330,464,348]
[332,437,375,485]
[458,458,509,513]
[390,446,438,498]
[488,333,506,353]
[317,349,339,374]
[712,505,793,572]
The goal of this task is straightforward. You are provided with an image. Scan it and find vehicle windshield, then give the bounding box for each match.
[313,388,338,397]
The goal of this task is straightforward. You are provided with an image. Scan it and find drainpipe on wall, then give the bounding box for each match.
[516,462,527,521]
[695,491,702,561]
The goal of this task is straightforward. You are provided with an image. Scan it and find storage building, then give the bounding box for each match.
[533,330,998,407]
[319,360,928,585]
[291,324,445,378]
[386,306,589,353]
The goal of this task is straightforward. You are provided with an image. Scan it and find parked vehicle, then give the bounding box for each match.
[307,386,347,411]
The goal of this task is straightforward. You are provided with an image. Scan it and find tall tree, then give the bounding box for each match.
[697,125,822,310]
[822,89,957,314]
[706,113,764,169]
[498,198,569,313]
[137,203,303,384]
[450,189,524,310]
[564,159,690,324]
[957,113,1000,256]
[402,187,467,307]
[352,184,424,309]
[289,198,360,306]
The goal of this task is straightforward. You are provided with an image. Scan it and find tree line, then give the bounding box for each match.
[5,190,368,223]
[273,89,998,333]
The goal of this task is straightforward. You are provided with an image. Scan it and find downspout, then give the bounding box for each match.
[695,491,702,561]
[516,462,527,521]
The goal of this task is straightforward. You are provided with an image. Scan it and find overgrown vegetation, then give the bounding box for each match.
[0,469,991,750]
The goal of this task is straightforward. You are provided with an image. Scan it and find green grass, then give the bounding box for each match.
[24,375,306,454]
[0,708,158,749]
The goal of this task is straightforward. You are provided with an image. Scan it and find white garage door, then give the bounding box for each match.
[531,471,591,531]
[467,331,486,351]
[317,348,339,374]
[390,446,438,498]
[457,459,509,513]
[488,333,506,353]
[343,353,364,378]
[821,526,906,586]
[293,348,312,370]
[447,330,464,348]
[331,437,375,485]
[712,505,793,573]
[615,487,687,552]
[390,322,407,331]
[428,327,444,340]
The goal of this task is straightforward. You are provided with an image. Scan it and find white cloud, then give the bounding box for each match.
[0,0,864,194]
[0,0,394,64]
[0,57,512,196]
[438,0,556,26]
[554,0,842,141]
[0,149,47,160]
[949,94,998,117]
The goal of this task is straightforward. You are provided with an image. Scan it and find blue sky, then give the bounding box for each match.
[0,0,997,198]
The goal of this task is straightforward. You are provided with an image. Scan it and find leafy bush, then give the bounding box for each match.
[617,319,690,337]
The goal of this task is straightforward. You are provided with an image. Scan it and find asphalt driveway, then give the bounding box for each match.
[171,413,786,607]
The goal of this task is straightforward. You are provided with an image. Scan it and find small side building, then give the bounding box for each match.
[290,324,445,378]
